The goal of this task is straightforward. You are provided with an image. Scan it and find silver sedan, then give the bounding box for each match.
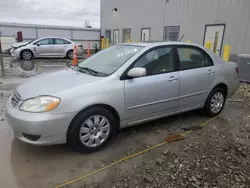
[9,37,82,60]
[6,42,239,152]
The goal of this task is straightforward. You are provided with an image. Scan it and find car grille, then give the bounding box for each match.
[11,91,21,107]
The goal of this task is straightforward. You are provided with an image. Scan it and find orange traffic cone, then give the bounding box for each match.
[72,44,77,66]
[87,42,91,57]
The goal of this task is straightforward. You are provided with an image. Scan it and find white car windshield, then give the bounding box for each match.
[78,45,144,75]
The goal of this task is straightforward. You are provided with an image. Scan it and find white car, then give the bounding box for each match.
[9,37,82,60]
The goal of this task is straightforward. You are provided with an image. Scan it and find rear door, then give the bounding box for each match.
[124,46,179,124]
[53,38,69,56]
[176,45,215,111]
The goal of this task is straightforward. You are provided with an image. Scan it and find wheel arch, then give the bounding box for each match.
[66,49,73,57]
[66,103,121,142]
[20,49,34,59]
[212,83,228,98]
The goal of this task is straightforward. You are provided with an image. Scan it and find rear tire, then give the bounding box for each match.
[67,107,116,152]
[203,87,226,117]
[67,50,73,59]
[21,50,33,60]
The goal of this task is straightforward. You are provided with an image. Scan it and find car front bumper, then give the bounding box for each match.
[9,48,20,59]
[5,99,75,146]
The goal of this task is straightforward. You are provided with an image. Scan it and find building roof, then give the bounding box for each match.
[0,22,100,31]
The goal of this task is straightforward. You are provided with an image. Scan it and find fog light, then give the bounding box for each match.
[23,133,41,141]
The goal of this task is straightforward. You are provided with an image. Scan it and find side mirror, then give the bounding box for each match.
[36,43,40,46]
[127,67,146,78]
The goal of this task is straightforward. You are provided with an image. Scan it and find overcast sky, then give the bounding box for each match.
[0,0,100,28]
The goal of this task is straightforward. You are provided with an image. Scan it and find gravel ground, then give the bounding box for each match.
[229,83,250,106]
[80,111,250,188]
[79,84,250,188]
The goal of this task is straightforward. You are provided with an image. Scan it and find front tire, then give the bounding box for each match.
[67,107,116,152]
[203,87,226,117]
[21,50,33,60]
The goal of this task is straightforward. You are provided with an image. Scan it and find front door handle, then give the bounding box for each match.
[168,76,178,81]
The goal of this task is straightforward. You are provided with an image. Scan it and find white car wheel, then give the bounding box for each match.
[21,50,32,60]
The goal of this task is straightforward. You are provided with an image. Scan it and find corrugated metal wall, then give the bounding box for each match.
[0,22,100,49]
[101,0,250,54]
[0,25,36,40]
[37,28,71,39]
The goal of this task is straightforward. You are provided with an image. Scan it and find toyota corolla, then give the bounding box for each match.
[6,42,239,152]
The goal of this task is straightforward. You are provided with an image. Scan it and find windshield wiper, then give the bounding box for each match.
[77,66,98,75]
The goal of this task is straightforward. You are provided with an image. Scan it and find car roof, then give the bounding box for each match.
[121,41,202,48]
[118,41,221,64]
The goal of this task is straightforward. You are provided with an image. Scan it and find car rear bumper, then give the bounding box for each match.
[5,99,75,146]
[228,80,239,97]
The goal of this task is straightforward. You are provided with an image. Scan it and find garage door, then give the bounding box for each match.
[203,24,225,56]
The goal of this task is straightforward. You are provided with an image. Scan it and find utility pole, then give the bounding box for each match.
[0,39,5,77]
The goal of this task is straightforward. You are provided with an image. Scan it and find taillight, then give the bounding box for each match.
[235,66,239,74]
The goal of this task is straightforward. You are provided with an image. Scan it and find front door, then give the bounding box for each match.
[176,45,215,111]
[34,38,54,57]
[203,24,225,56]
[124,46,179,124]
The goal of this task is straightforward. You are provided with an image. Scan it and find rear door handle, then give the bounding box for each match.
[207,69,214,75]
[168,76,178,81]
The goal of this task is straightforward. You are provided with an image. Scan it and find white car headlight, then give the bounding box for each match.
[20,96,60,112]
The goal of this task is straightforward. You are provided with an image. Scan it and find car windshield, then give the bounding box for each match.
[77,45,144,75]
[28,39,35,44]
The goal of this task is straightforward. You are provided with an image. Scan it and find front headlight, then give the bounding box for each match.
[20,96,60,112]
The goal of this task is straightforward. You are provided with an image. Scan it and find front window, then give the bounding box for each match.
[133,46,175,76]
[35,39,53,45]
[77,45,144,76]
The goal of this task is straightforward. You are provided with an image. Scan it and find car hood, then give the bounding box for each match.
[17,68,101,99]
[11,41,30,48]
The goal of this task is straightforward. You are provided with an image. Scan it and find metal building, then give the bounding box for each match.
[101,0,250,55]
[0,22,100,50]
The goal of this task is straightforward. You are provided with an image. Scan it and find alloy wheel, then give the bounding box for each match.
[210,92,224,114]
[22,51,32,60]
[68,51,73,59]
[79,115,111,147]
